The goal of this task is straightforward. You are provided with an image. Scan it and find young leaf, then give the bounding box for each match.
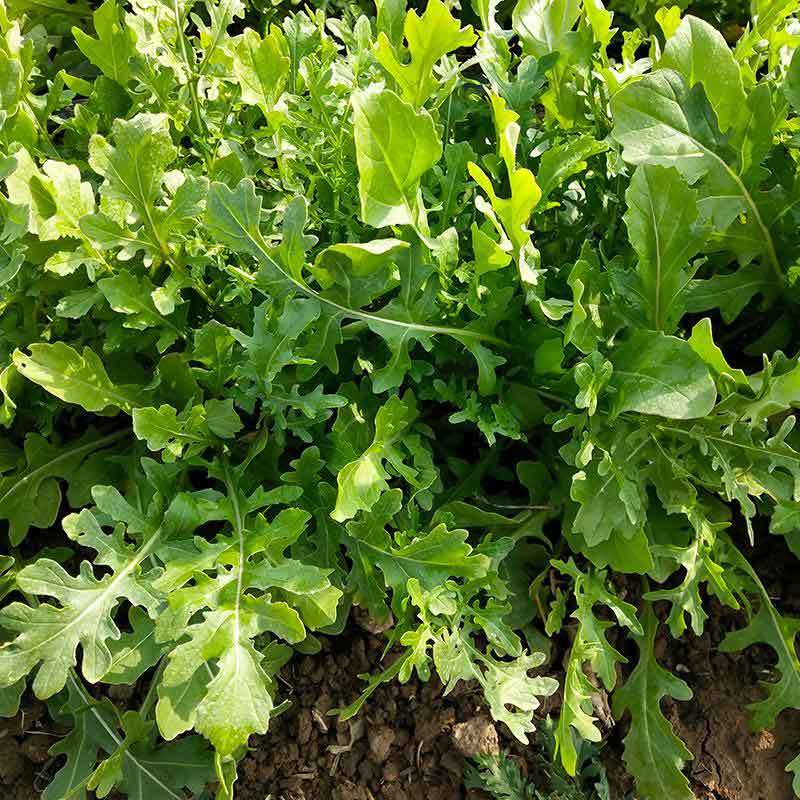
[344,489,490,617]
[658,15,746,133]
[13,343,148,414]
[623,164,707,330]
[72,0,135,85]
[374,0,476,108]
[352,86,442,230]
[553,559,642,775]
[231,27,290,118]
[332,392,437,522]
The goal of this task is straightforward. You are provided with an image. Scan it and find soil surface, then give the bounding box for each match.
[604,600,800,800]
[236,628,547,800]
[2,599,800,800]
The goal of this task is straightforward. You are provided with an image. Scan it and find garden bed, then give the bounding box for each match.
[1,0,800,798]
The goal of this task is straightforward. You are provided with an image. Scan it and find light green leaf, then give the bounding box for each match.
[195,633,276,756]
[482,652,558,743]
[231,26,290,118]
[570,441,648,549]
[352,86,442,229]
[644,507,738,637]
[0,519,163,697]
[344,489,489,616]
[98,271,181,347]
[73,0,134,85]
[787,751,800,797]
[5,150,95,240]
[204,398,242,438]
[132,404,210,458]
[205,178,266,261]
[512,0,580,58]
[611,69,728,185]
[659,15,746,133]
[332,392,436,522]
[553,560,641,775]
[785,48,800,112]
[88,114,177,256]
[13,343,147,414]
[688,318,748,387]
[468,93,541,280]
[623,164,707,330]
[312,238,409,288]
[374,0,476,107]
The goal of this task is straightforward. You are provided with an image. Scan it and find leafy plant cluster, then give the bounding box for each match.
[0,0,799,797]
[465,726,610,800]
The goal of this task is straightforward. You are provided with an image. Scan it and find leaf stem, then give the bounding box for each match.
[226,261,511,349]
[139,657,167,719]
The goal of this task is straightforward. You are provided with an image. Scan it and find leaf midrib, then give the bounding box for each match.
[215,190,507,348]
[0,430,126,508]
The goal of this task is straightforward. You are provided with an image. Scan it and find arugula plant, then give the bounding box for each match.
[0,0,799,797]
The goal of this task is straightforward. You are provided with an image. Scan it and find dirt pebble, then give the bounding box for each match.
[452,717,500,758]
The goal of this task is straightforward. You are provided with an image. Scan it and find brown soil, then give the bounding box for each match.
[602,605,800,800]
[236,629,553,800]
[0,699,57,800]
[674,614,800,800]
[2,605,800,800]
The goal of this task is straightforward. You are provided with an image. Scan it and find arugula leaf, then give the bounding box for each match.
[231,27,290,118]
[44,672,214,800]
[343,488,489,616]
[13,343,148,413]
[611,68,782,276]
[374,0,476,108]
[154,454,338,756]
[553,559,641,775]
[609,332,717,419]
[5,150,95,241]
[352,86,442,230]
[0,429,126,545]
[0,485,192,697]
[658,15,746,134]
[612,606,694,800]
[622,164,707,331]
[73,0,135,85]
[720,545,800,730]
[332,392,438,522]
[469,93,541,272]
[208,180,505,392]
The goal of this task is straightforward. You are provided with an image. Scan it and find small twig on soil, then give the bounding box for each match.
[277,672,295,692]
[311,707,328,733]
